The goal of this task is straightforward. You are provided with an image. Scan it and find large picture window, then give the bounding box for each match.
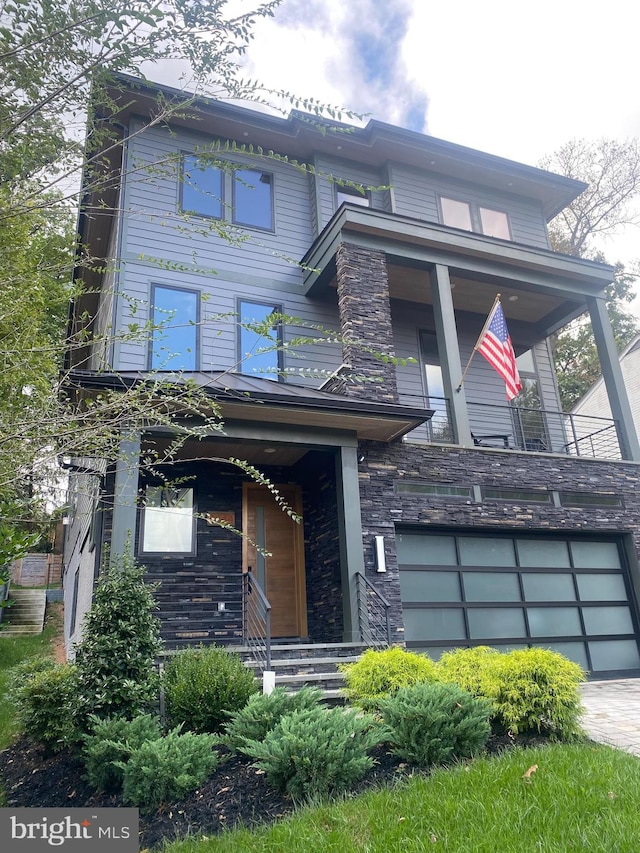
[150,285,199,371]
[141,487,194,554]
[180,154,223,219]
[233,168,274,230]
[238,300,283,380]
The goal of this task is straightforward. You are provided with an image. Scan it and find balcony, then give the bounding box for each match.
[399,395,622,461]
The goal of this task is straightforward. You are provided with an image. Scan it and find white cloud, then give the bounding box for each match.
[242,0,429,128]
[144,0,640,306]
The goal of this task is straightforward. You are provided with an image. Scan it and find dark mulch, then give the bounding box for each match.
[0,731,548,850]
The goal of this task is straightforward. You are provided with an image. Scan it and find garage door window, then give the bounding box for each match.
[397,531,640,675]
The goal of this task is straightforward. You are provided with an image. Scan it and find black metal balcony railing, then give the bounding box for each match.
[399,394,622,461]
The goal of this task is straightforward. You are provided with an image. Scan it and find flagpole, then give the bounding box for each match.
[456,293,501,392]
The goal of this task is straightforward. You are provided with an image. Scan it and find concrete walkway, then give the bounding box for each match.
[581,679,640,756]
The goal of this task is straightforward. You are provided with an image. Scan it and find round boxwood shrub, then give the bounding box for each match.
[379,681,492,767]
[224,685,322,752]
[163,645,258,733]
[239,705,381,801]
[339,647,438,711]
[10,663,80,753]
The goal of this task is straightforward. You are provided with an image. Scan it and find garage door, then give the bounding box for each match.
[397,532,640,677]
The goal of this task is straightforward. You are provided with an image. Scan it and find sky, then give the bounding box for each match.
[237,0,640,308]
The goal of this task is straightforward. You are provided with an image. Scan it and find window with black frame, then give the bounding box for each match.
[419,331,451,442]
[149,284,199,371]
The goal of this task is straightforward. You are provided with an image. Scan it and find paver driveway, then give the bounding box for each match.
[581,679,640,756]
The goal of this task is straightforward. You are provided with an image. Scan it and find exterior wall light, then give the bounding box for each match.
[374,535,387,573]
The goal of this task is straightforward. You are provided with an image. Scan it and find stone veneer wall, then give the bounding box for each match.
[130,458,345,646]
[295,451,343,643]
[356,441,640,645]
[333,242,398,403]
[135,461,245,645]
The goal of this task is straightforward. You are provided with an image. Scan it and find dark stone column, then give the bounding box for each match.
[334,242,398,403]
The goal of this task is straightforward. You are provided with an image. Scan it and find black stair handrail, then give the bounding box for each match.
[355,572,392,648]
[242,571,272,672]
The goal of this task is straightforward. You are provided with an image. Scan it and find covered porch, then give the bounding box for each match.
[106,375,430,653]
[302,204,640,464]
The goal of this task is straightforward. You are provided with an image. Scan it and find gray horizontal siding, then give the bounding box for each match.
[89,213,120,370]
[388,163,550,249]
[392,302,561,442]
[123,121,312,286]
[313,154,388,232]
[113,261,342,381]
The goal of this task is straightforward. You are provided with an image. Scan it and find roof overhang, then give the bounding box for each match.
[99,74,587,221]
[65,370,432,443]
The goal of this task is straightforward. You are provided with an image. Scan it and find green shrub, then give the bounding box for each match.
[122,727,218,813]
[437,646,501,696]
[379,681,491,767]
[8,654,56,683]
[164,645,258,733]
[224,685,322,752]
[73,549,163,728]
[239,706,381,801]
[10,663,80,753]
[83,713,162,792]
[486,648,585,738]
[340,647,438,710]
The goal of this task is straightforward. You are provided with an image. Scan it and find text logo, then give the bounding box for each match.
[0,808,139,851]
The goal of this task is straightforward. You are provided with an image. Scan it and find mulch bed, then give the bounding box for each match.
[0,731,548,850]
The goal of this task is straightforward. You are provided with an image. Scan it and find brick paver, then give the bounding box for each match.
[581,679,640,756]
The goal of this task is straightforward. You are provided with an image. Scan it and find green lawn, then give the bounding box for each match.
[0,608,60,750]
[163,743,640,853]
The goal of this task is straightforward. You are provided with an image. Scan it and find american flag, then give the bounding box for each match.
[477,301,522,400]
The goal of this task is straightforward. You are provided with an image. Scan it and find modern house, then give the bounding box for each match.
[572,334,640,446]
[63,74,640,679]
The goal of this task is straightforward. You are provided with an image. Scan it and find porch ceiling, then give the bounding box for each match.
[143,436,309,466]
[387,264,564,323]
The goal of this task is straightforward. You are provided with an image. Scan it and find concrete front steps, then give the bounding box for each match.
[238,642,370,701]
[0,588,47,636]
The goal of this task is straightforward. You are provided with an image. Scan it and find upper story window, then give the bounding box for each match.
[233,168,274,230]
[140,486,195,554]
[180,154,223,219]
[180,157,274,231]
[336,184,370,209]
[440,196,511,240]
[238,299,283,380]
[150,284,199,371]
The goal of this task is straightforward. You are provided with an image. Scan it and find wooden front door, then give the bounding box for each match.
[243,484,307,638]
